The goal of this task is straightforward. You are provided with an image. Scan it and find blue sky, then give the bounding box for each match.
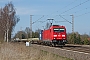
[0,0,90,35]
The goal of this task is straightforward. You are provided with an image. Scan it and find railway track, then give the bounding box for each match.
[13,41,90,54]
[61,45,90,53]
[10,41,90,60]
[32,44,90,60]
[32,43,90,54]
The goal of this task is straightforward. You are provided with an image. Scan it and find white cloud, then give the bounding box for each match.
[16,7,38,15]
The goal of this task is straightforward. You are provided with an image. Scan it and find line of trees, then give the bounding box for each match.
[14,22,51,39]
[14,27,40,39]
[14,27,90,45]
[67,32,90,45]
[0,2,20,42]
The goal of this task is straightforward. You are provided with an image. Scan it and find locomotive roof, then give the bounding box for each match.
[52,25,59,26]
[49,25,65,29]
[52,25,65,27]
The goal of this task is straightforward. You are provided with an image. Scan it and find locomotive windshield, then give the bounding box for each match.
[54,28,64,32]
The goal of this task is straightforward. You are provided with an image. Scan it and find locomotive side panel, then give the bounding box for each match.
[43,29,51,41]
[42,25,67,46]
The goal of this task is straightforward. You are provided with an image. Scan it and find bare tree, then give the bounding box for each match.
[0,2,20,42]
[14,31,27,39]
[0,8,5,42]
[25,27,30,38]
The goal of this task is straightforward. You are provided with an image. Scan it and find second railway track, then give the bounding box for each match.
[62,45,90,53]
[32,43,90,54]
[32,44,90,60]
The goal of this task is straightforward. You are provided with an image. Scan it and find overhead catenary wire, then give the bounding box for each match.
[52,0,90,26]
[32,0,90,31]
[59,15,72,24]
[72,6,90,14]
[32,0,78,23]
[50,0,78,15]
[61,0,90,14]
[75,11,90,18]
[54,21,67,23]
[72,6,90,17]
[50,0,90,23]
[32,15,44,24]
[38,20,47,23]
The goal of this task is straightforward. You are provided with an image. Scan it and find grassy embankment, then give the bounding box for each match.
[0,42,73,60]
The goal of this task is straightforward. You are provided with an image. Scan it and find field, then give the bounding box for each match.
[0,42,72,60]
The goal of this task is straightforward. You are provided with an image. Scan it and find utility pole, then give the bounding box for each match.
[59,15,74,33]
[30,15,32,38]
[70,15,74,33]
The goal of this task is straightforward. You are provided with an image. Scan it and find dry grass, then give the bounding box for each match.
[0,42,72,60]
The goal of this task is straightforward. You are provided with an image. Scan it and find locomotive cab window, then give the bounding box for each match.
[54,28,64,32]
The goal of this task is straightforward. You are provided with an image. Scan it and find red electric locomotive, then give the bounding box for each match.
[40,25,67,46]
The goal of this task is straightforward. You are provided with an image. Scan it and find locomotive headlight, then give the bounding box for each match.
[54,35,57,37]
[62,35,65,37]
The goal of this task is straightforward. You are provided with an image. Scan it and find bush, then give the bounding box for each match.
[84,38,90,45]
